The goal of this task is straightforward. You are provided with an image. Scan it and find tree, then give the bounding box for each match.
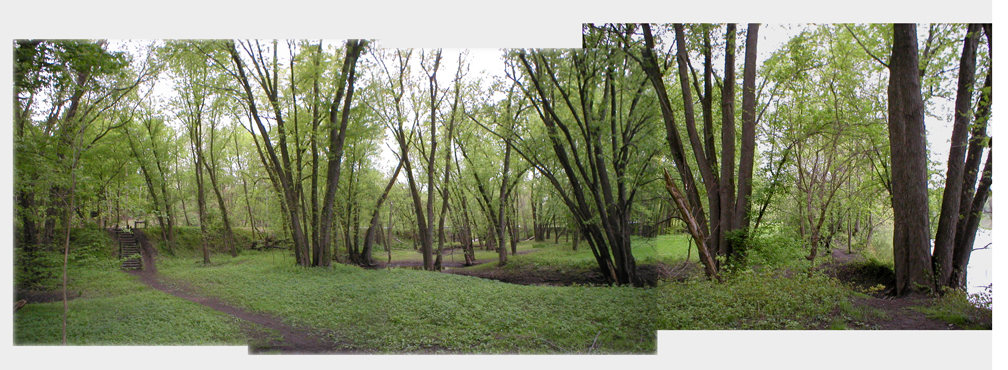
[887,24,935,296]
[949,26,991,288]
[931,24,982,289]
[880,23,992,295]
[122,109,179,255]
[226,39,366,267]
[507,46,663,285]
[318,39,368,267]
[629,23,761,277]
[166,40,223,264]
[14,39,148,344]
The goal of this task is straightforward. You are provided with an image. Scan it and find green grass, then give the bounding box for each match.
[14,260,249,345]
[911,288,993,329]
[16,229,863,350]
[155,248,856,352]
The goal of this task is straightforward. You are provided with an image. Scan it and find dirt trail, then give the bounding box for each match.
[819,247,985,330]
[129,236,353,353]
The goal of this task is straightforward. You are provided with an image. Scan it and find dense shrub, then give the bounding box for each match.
[15,223,115,291]
[143,226,259,257]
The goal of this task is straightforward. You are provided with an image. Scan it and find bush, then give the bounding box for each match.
[144,226,259,257]
[744,230,806,268]
[15,224,116,291]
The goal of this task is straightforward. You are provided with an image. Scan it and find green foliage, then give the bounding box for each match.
[14,248,62,292]
[15,224,116,291]
[743,228,807,268]
[144,226,257,257]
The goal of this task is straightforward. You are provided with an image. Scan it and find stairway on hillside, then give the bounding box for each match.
[111,228,143,270]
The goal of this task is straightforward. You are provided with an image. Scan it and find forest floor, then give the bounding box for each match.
[73,240,986,353]
[445,246,990,330]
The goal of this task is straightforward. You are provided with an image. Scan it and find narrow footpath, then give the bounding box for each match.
[125,231,353,353]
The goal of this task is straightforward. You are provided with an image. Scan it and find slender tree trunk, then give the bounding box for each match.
[639,24,711,263]
[195,143,210,264]
[497,140,513,266]
[734,23,760,233]
[952,40,991,288]
[362,158,404,266]
[933,24,982,288]
[950,149,991,287]
[204,162,237,257]
[719,23,738,259]
[674,24,720,260]
[234,132,258,240]
[61,126,86,345]
[318,40,367,268]
[175,152,192,227]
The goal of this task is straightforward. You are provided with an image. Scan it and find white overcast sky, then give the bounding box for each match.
[1,0,998,369]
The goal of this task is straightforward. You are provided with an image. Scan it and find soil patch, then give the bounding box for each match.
[818,248,990,330]
[819,248,896,296]
[444,260,699,287]
[851,295,961,330]
[366,249,540,269]
[14,289,80,304]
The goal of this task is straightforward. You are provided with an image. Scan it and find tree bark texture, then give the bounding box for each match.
[932,24,981,288]
[887,24,935,296]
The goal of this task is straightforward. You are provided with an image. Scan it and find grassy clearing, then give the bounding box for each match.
[14,260,249,345]
[156,247,856,353]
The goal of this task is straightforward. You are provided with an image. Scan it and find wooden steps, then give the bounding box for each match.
[111,228,143,270]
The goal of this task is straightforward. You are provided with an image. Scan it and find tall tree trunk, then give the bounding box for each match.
[950,149,991,287]
[309,41,323,268]
[61,124,86,345]
[952,29,991,288]
[673,24,720,260]
[932,24,981,288]
[318,40,367,268]
[361,158,404,266]
[719,23,738,258]
[204,161,237,257]
[234,131,257,240]
[887,24,935,296]
[194,137,210,264]
[229,41,310,266]
[639,24,711,267]
[734,23,760,233]
[497,140,513,266]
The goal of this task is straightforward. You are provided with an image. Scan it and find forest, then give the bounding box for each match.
[11,22,993,356]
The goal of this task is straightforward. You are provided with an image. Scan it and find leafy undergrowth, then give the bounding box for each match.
[14,260,248,345]
[157,250,858,353]
[656,271,854,330]
[911,288,993,329]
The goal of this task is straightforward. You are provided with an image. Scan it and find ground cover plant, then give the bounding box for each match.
[14,250,249,345]
[152,247,860,353]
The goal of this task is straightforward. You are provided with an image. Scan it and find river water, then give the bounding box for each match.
[965,228,992,298]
